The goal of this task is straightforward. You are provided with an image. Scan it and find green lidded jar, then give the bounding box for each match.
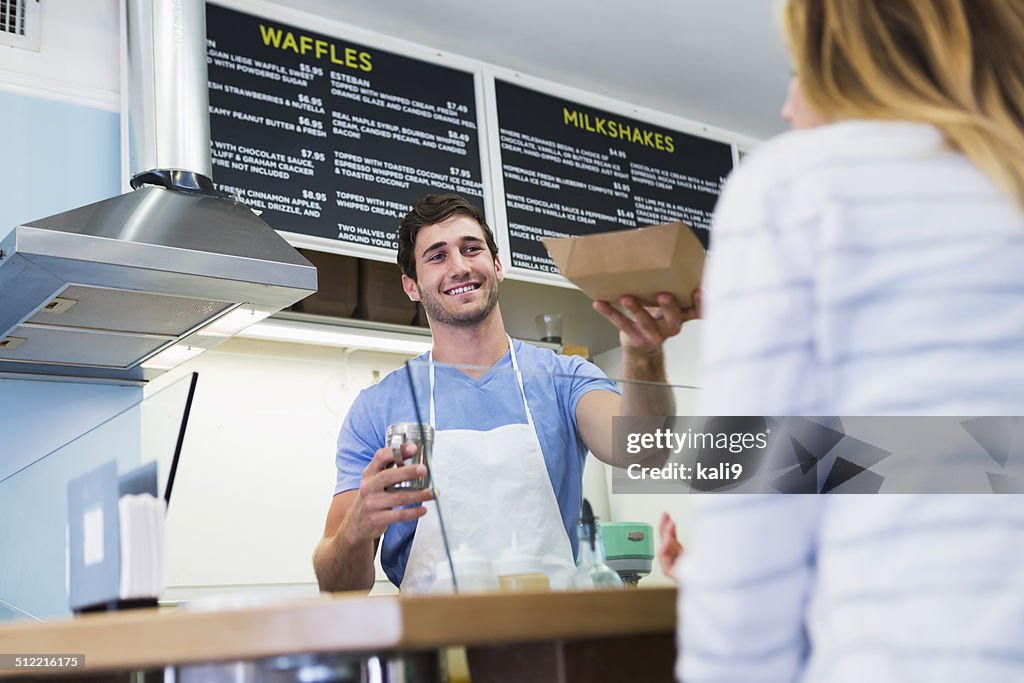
[598,522,654,587]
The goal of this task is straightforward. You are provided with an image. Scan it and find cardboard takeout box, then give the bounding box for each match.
[542,221,705,307]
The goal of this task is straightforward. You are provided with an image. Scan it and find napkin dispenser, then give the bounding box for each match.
[67,460,165,613]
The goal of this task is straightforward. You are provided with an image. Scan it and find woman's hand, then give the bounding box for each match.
[658,511,684,580]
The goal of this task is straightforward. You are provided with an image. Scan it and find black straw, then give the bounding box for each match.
[164,371,198,507]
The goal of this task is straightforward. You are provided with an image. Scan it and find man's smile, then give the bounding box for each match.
[443,282,482,296]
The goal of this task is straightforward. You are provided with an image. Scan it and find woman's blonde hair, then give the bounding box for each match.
[783,0,1024,208]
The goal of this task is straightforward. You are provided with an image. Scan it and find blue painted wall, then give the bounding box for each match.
[0,92,122,238]
[0,92,142,620]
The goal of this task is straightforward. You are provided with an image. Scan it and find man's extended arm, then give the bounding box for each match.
[576,291,700,466]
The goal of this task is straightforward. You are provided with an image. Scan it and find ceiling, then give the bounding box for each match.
[276,0,793,141]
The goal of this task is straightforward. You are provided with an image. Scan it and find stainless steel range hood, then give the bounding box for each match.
[0,0,317,383]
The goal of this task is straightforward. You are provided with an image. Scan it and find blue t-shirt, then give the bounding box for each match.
[334,339,619,586]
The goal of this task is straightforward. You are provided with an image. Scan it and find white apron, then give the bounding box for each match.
[400,337,574,593]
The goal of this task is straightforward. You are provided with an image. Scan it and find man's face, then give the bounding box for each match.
[401,214,502,328]
[781,76,827,130]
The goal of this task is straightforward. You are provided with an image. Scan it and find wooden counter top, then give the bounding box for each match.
[0,588,676,676]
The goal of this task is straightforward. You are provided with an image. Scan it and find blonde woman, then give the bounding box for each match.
[679,1,1024,681]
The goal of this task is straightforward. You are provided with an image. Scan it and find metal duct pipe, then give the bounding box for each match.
[125,0,213,190]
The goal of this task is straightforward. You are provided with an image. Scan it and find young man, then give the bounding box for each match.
[313,193,699,592]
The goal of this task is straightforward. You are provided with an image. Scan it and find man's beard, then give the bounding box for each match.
[419,281,499,327]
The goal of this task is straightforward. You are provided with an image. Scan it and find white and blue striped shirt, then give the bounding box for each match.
[680,121,1024,682]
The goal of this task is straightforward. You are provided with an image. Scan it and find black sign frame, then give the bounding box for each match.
[482,70,743,287]
[205,0,495,265]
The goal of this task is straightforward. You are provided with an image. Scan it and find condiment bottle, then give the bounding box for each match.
[433,544,499,594]
[495,534,550,592]
[573,499,624,590]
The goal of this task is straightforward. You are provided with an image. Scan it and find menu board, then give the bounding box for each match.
[494,79,734,273]
[205,3,485,253]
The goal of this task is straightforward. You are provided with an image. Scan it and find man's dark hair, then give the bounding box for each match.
[397,193,499,280]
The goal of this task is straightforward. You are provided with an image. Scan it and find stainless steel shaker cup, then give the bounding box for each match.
[385,422,433,490]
